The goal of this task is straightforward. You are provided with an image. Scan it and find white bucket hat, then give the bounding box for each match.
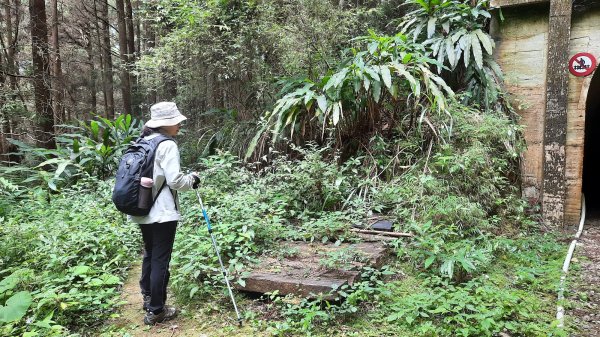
[145,102,187,128]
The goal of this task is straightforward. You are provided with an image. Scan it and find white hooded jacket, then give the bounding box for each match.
[129,133,196,224]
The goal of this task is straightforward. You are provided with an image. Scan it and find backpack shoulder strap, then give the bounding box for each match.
[147,135,177,209]
[153,180,168,204]
[149,134,174,147]
[141,135,173,177]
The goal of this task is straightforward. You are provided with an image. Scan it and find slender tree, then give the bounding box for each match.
[125,0,139,115]
[142,11,157,104]
[29,0,55,148]
[98,0,114,119]
[84,26,98,113]
[0,0,19,158]
[0,32,7,159]
[1,0,24,102]
[134,0,141,57]
[125,0,135,59]
[115,0,132,115]
[50,0,65,122]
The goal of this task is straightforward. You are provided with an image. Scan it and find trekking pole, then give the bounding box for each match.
[194,189,243,326]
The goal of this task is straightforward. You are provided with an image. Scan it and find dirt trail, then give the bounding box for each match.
[106,263,214,337]
[570,220,600,336]
[103,260,262,336]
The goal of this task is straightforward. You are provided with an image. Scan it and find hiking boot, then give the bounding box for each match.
[142,295,151,311]
[143,305,178,325]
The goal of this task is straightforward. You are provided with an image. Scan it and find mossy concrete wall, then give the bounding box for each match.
[491,5,600,225]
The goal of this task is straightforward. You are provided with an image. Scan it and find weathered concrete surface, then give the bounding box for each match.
[236,239,388,299]
[542,0,572,227]
[491,5,549,205]
[491,0,548,8]
[492,4,600,226]
[565,10,600,224]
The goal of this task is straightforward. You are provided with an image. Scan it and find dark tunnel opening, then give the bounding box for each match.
[583,70,600,218]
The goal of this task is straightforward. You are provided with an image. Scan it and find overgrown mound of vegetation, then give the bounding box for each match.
[165,101,566,336]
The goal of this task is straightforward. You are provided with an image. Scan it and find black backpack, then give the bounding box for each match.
[112,135,172,216]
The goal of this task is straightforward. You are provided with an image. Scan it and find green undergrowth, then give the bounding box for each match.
[1,149,574,336]
[153,103,571,336]
[170,226,570,337]
[372,234,568,337]
[0,179,139,336]
[0,105,575,336]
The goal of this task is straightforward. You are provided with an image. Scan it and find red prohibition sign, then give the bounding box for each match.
[569,52,597,77]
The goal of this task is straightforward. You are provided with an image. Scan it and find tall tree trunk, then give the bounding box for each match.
[1,0,22,159]
[0,39,6,160]
[115,0,132,116]
[125,0,140,116]
[50,0,64,124]
[84,27,97,114]
[143,17,156,104]
[135,0,141,56]
[29,0,55,149]
[98,0,114,119]
[125,0,135,58]
[3,0,22,101]
[91,0,103,115]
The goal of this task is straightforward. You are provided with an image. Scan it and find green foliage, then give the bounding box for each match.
[383,275,563,336]
[171,147,366,300]
[136,0,368,161]
[378,235,568,337]
[397,0,507,111]
[269,266,395,334]
[0,179,139,335]
[356,103,526,282]
[399,0,493,70]
[0,291,32,324]
[58,114,142,179]
[1,114,142,193]
[247,31,454,159]
[0,1,574,336]
[1,140,77,191]
[262,235,567,336]
[318,247,368,270]
[0,88,29,123]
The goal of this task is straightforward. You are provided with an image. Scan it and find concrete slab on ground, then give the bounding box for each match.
[236,237,390,299]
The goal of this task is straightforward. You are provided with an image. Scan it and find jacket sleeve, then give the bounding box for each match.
[156,140,195,191]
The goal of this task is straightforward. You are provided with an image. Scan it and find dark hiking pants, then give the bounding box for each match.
[139,221,177,314]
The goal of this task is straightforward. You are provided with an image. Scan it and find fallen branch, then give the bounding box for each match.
[351,228,413,238]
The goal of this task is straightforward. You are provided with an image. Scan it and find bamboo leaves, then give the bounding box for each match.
[474,29,493,55]
[427,17,437,38]
[445,39,456,69]
[317,95,328,113]
[246,31,457,158]
[390,62,420,99]
[399,0,495,71]
[462,33,472,68]
[332,101,342,125]
[380,65,392,89]
[324,68,349,91]
[470,32,483,69]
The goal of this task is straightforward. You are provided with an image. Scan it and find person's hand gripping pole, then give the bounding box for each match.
[194,189,243,326]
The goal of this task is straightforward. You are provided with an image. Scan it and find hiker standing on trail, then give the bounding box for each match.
[129,101,200,325]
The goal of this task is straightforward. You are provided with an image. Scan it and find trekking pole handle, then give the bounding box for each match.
[195,190,212,232]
